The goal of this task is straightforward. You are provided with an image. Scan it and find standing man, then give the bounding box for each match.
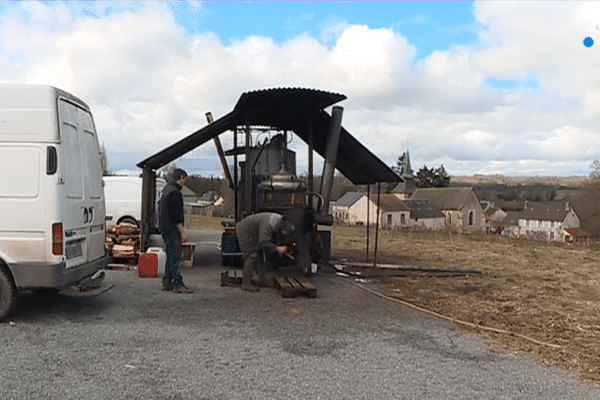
[158,168,193,294]
[236,212,296,292]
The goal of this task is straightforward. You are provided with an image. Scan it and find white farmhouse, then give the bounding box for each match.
[502,201,581,242]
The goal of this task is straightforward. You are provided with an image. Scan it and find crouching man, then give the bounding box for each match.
[236,212,296,292]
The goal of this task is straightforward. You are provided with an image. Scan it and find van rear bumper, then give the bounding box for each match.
[10,253,110,290]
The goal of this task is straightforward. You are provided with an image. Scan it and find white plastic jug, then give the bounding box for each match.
[147,247,166,278]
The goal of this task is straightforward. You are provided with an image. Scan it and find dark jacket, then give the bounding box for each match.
[236,212,284,258]
[158,182,184,235]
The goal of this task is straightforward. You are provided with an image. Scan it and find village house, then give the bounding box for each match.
[197,190,222,206]
[333,192,446,231]
[402,199,446,231]
[409,187,486,234]
[480,201,508,233]
[378,195,411,230]
[501,201,581,242]
[332,192,364,225]
[181,185,198,208]
[333,192,408,226]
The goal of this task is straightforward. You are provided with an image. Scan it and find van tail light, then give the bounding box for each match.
[52,223,63,255]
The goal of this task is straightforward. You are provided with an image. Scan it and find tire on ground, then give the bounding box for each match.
[0,265,17,321]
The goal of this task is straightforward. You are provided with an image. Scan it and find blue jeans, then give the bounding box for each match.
[162,230,184,288]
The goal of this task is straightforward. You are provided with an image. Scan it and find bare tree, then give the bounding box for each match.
[590,159,600,178]
[159,163,178,180]
[99,142,111,176]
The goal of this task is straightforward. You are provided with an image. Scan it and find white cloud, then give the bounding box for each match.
[319,16,349,45]
[1,1,599,177]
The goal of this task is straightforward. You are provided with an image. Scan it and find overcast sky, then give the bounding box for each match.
[1,1,599,177]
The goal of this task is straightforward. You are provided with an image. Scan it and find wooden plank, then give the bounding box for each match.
[293,277,317,298]
[274,277,297,298]
[220,271,243,287]
[274,276,317,298]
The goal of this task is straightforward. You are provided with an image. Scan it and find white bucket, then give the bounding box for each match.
[147,247,166,277]
[311,263,319,274]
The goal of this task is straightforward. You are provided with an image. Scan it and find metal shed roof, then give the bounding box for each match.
[234,87,346,114]
[137,88,401,185]
[335,192,364,208]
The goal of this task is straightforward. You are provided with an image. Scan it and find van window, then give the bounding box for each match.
[0,147,39,197]
[82,128,103,200]
[78,110,103,199]
[62,122,84,199]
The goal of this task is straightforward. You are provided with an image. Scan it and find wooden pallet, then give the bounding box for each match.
[220,271,243,287]
[274,276,316,298]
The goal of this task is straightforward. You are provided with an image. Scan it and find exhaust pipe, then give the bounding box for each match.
[316,106,343,225]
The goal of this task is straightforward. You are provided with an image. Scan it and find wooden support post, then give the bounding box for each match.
[366,184,370,261]
[308,117,313,209]
[374,182,381,269]
[244,121,252,216]
[140,168,156,253]
[234,128,239,222]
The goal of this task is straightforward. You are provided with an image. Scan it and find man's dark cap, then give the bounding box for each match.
[279,221,296,237]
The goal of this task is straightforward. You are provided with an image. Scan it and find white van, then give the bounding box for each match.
[103,176,166,228]
[0,84,109,319]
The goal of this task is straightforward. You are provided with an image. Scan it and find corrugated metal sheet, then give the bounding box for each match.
[137,88,401,185]
[234,87,346,113]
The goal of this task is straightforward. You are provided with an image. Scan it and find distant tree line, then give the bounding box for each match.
[100,143,111,176]
[415,165,450,188]
[391,152,450,188]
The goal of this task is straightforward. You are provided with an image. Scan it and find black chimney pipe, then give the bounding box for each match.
[317,106,343,224]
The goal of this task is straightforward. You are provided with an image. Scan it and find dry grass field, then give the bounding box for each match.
[185,214,234,231]
[187,215,600,384]
[331,225,600,385]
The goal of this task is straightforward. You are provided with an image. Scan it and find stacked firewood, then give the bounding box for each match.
[106,222,140,259]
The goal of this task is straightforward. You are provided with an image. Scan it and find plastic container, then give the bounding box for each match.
[147,247,166,277]
[138,253,158,278]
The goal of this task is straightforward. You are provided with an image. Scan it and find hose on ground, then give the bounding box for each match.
[319,254,562,349]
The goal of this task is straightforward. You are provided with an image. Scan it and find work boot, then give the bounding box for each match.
[241,284,259,292]
[173,286,193,294]
[256,263,272,288]
[242,258,258,292]
[256,277,274,288]
[162,282,173,291]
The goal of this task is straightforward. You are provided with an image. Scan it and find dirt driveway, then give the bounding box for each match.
[0,230,598,399]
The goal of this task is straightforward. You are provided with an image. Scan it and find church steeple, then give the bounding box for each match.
[402,148,413,179]
[393,144,416,198]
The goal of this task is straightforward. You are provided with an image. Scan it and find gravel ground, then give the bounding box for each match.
[1,230,599,399]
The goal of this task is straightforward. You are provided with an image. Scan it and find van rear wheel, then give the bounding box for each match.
[0,266,16,321]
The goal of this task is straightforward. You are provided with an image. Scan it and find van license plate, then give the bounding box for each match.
[66,244,83,259]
